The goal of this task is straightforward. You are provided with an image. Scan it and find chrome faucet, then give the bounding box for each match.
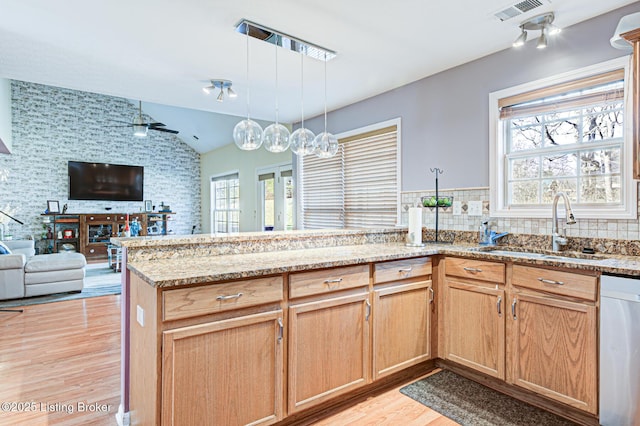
[552,192,576,252]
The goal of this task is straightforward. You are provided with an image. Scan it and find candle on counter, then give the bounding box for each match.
[407,207,423,245]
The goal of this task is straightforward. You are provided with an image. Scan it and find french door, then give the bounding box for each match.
[258,165,295,231]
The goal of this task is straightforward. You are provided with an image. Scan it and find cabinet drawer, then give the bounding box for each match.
[445,257,505,284]
[374,257,432,284]
[163,276,283,321]
[85,244,108,257]
[289,264,369,299]
[86,214,115,222]
[512,265,597,301]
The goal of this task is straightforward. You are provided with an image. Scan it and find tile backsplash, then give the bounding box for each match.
[401,187,640,242]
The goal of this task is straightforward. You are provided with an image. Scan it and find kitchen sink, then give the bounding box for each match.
[469,246,606,261]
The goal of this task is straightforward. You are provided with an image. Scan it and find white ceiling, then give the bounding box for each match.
[0,0,636,153]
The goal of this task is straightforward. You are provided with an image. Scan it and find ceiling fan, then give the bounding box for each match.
[112,101,179,137]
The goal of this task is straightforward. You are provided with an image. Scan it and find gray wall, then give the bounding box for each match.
[304,2,640,191]
[0,81,201,240]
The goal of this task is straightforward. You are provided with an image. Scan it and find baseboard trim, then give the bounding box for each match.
[115,404,130,426]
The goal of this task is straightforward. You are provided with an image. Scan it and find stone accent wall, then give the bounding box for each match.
[401,187,640,242]
[0,81,201,239]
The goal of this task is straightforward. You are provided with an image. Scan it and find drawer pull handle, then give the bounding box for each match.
[497,296,502,316]
[398,267,413,273]
[538,278,564,285]
[429,287,434,304]
[324,278,343,284]
[216,292,243,301]
[463,267,483,273]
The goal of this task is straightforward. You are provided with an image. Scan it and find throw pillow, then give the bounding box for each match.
[0,241,12,255]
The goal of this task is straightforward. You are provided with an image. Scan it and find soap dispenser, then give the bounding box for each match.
[478,221,491,245]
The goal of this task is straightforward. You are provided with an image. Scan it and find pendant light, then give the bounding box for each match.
[290,53,316,155]
[314,52,338,158]
[233,22,263,150]
[263,34,291,153]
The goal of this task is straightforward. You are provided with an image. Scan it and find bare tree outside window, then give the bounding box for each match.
[506,86,623,207]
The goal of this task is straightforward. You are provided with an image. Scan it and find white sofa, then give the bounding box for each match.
[0,240,86,300]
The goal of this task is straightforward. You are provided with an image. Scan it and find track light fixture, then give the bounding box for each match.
[512,12,560,49]
[203,79,237,102]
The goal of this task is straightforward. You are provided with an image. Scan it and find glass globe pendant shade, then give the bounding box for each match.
[290,128,316,155]
[263,123,291,153]
[314,132,338,158]
[233,119,264,150]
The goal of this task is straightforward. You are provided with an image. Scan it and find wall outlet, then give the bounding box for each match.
[136,305,144,327]
[452,201,462,216]
[468,200,483,216]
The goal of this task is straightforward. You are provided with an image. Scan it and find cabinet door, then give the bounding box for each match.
[288,292,370,413]
[445,279,505,379]
[162,310,284,426]
[372,280,431,380]
[510,293,597,414]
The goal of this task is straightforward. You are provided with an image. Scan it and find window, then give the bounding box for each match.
[211,172,239,233]
[299,119,400,228]
[258,165,295,231]
[489,57,635,219]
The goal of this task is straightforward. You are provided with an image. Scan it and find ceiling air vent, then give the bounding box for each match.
[494,0,544,21]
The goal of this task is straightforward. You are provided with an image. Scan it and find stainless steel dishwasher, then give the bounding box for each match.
[600,274,640,426]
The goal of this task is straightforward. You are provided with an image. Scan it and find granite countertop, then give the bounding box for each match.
[112,228,400,248]
[127,242,640,288]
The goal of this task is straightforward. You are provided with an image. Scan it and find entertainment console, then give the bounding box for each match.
[41,212,175,262]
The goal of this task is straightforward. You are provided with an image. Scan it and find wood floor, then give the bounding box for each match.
[0,295,121,426]
[0,294,456,426]
[311,370,459,426]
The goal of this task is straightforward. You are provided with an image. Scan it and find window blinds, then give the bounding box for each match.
[300,125,398,229]
[499,69,625,120]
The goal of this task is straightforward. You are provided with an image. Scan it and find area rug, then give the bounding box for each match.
[400,370,577,426]
[0,264,121,308]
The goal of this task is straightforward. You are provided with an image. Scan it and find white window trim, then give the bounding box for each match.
[489,56,636,219]
[296,117,402,227]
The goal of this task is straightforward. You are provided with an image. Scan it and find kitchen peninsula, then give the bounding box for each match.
[114,229,640,426]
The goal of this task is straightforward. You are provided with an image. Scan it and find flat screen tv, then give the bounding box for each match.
[68,161,144,201]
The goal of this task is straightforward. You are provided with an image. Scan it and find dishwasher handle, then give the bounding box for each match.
[601,290,640,303]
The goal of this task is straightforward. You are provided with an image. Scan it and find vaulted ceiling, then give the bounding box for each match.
[1,0,636,152]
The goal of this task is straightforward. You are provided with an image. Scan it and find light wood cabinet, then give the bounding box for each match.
[509,267,598,415]
[622,28,640,179]
[287,291,371,414]
[445,279,505,379]
[371,256,433,380]
[443,258,599,417]
[372,280,432,379]
[162,310,284,425]
[444,257,506,379]
[129,273,284,426]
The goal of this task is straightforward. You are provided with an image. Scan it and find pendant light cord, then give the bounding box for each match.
[300,53,305,129]
[275,35,279,125]
[245,23,251,120]
[323,52,328,133]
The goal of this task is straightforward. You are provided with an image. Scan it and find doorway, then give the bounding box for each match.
[257,164,294,231]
